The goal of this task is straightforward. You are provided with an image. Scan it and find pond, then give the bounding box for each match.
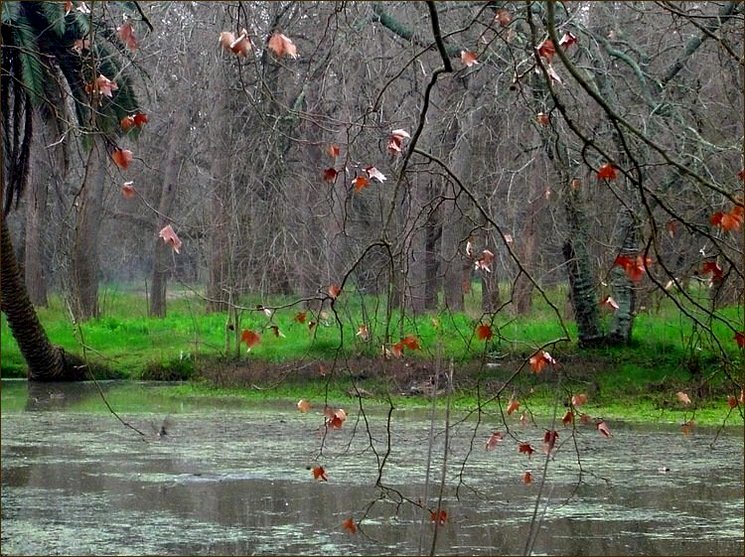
[1,380,743,556]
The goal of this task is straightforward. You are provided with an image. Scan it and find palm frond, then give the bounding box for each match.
[38,2,66,38]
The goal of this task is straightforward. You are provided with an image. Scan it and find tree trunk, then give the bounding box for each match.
[608,208,638,344]
[24,160,47,306]
[149,112,187,317]
[2,216,85,381]
[70,139,106,321]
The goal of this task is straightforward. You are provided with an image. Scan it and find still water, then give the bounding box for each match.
[1,380,743,556]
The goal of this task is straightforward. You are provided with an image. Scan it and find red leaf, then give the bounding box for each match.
[543,429,559,452]
[506,398,520,416]
[327,144,340,158]
[121,181,136,199]
[681,420,695,436]
[494,9,511,27]
[735,331,745,348]
[297,399,311,413]
[352,175,370,192]
[461,50,478,67]
[614,254,650,282]
[229,29,253,57]
[240,329,261,350]
[117,20,138,50]
[324,407,347,429]
[474,249,494,272]
[387,129,410,156]
[536,112,550,126]
[311,465,328,481]
[738,168,745,181]
[90,74,118,98]
[219,31,236,53]
[120,116,135,131]
[571,393,588,407]
[476,323,493,341]
[401,335,420,351]
[597,163,618,180]
[711,206,743,231]
[518,442,535,457]
[596,420,612,438]
[111,148,133,170]
[390,341,404,358]
[328,283,341,300]
[522,470,533,485]
[701,260,723,280]
[529,351,555,373]
[64,0,73,15]
[485,431,504,451]
[561,409,574,426]
[430,509,448,525]
[727,396,738,409]
[133,112,148,128]
[342,517,357,534]
[323,167,338,182]
[294,311,307,324]
[665,220,678,237]
[158,224,182,254]
[537,39,556,61]
[559,32,578,48]
[268,32,298,58]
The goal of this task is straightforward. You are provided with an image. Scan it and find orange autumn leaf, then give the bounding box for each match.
[387,129,410,155]
[328,283,341,299]
[522,470,533,485]
[229,29,253,57]
[240,329,261,351]
[327,144,340,158]
[476,323,493,341]
[614,255,651,282]
[400,335,420,351]
[322,167,338,182]
[64,0,73,15]
[88,74,118,98]
[561,409,574,426]
[571,393,588,407]
[710,206,743,232]
[294,311,307,324]
[597,163,618,180]
[676,391,692,405]
[324,407,347,429]
[121,181,136,199]
[390,341,404,358]
[117,20,138,50]
[474,249,494,272]
[506,398,520,416]
[681,419,695,436]
[111,148,133,170]
[352,175,370,192]
[537,38,556,61]
[536,112,550,126]
[529,350,556,373]
[120,115,135,131]
[430,509,448,525]
[579,412,591,425]
[727,395,738,409]
[297,399,311,413]
[461,50,478,67]
[518,442,535,457]
[596,420,612,438]
[268,32,298,58]
[494,8,511,27]
[342,517,357,534]
[485,431,504,451]
[311,465,328,481]
[133,111,148,128]
[543,429,559,452]
[158,224,182,253]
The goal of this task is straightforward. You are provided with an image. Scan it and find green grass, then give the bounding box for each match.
[1,282,742,428]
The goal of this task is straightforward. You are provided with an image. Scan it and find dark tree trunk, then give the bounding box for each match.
[24,161,47,306]
[2,216,85,381]
[149,111,187,317]
[70,139,106,321]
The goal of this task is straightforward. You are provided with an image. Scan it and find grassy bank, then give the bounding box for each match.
[1,283,742,426]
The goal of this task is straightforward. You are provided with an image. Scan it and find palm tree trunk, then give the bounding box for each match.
[1,216,85,381]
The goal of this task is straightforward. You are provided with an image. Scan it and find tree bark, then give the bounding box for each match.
[2,216,85,381]
[149,111,187,317]
[70,138,106,321]
[24,157,48,306]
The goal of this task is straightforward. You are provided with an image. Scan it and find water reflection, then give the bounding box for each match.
[1,380,743,555]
